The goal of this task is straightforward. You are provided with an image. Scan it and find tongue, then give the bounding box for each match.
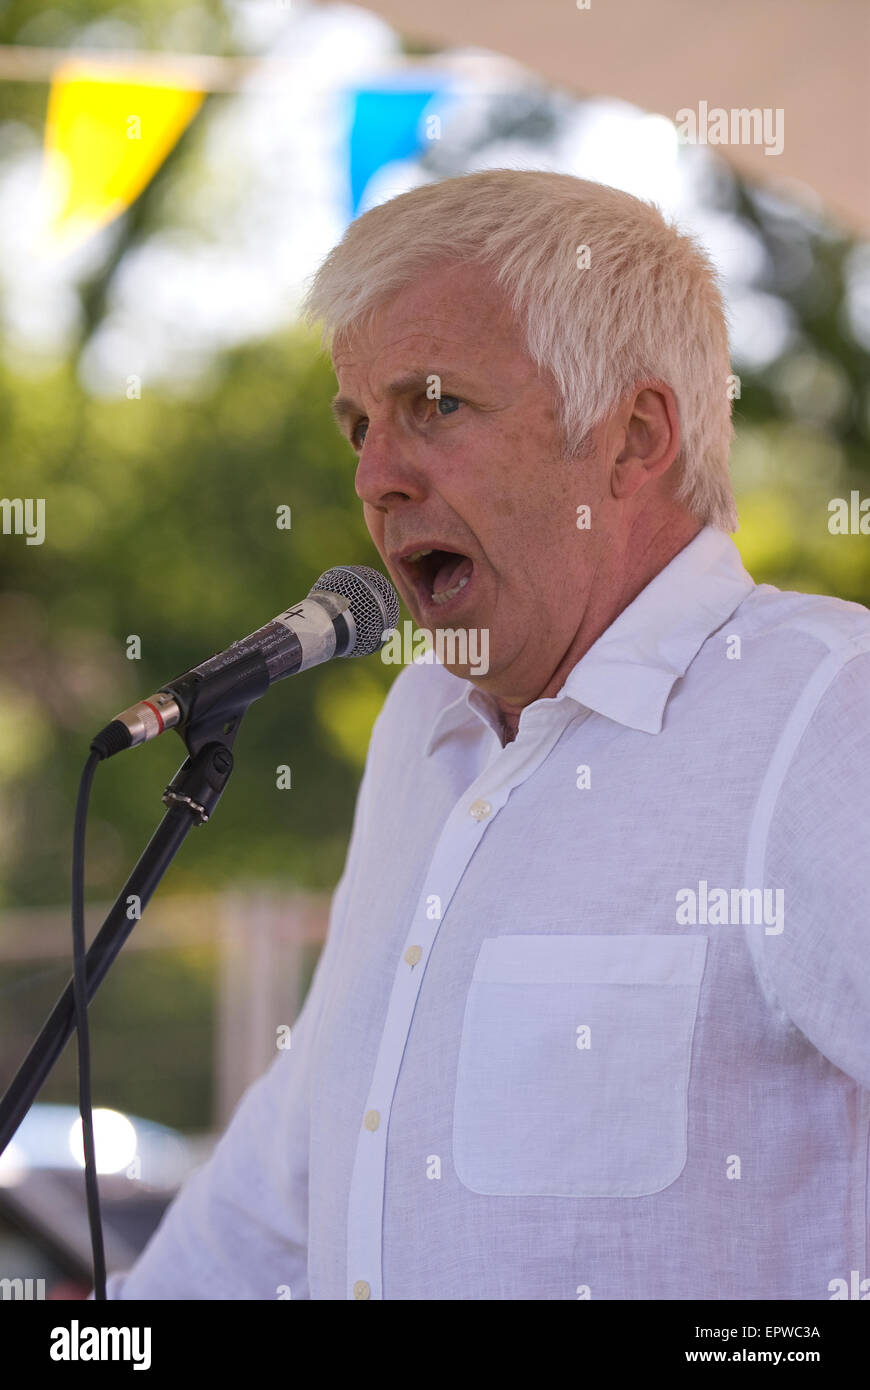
[432,552,473,595]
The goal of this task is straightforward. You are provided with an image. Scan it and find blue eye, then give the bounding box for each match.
[351,419,368,448]
[436,395,461,415]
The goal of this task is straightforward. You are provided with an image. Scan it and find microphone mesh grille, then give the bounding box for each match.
[309,565,400,658]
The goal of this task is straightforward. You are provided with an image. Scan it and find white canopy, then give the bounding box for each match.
[358,0,870,235]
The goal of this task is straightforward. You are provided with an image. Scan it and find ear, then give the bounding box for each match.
[611,383,680,501]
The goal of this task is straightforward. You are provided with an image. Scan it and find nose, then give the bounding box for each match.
[354,418,428,511]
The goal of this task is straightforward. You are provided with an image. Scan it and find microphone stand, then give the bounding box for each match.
[0,653,269,1155]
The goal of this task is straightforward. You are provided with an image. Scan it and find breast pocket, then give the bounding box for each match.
[452,933,708,1198]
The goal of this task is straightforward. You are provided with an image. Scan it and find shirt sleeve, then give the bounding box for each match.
[757,648,870,1090]
[102,752,374,1300]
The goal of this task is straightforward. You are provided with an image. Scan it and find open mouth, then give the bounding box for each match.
[401,547,474,607]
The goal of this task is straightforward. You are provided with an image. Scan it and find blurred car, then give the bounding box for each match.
[0,1103,209,1298]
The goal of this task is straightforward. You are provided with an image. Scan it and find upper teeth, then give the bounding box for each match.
[406,549,433,562]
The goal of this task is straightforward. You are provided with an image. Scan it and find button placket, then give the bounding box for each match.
[346,704,581,1300]
[346,813,487,1300]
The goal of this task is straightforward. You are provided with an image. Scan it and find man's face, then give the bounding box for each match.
[330,261,612,698]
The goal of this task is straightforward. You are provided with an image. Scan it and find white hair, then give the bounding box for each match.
[303,170,738,532]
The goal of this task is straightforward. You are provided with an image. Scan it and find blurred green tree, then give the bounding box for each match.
[0,334,401,908]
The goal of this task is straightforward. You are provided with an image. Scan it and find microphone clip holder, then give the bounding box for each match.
[168,650,270,758]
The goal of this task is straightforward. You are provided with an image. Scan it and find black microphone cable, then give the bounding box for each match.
[72,747,108,1300]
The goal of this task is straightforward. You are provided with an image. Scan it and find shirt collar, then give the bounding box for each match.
[424,526,756,753]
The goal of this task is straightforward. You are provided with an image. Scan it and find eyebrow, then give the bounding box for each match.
[329,370,464,432]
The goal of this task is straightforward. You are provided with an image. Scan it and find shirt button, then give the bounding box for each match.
[404,945,422,967]
[353,1280,371,1300]
[469,797,492,821]
[364,1109,380,1131]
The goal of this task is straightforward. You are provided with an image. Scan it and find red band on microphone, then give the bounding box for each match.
[142,700,165,734]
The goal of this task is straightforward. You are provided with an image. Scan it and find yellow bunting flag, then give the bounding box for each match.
[43,61,205,249]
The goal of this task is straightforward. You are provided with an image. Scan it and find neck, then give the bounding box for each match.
[500,710,521,745]
[489,513,703,740]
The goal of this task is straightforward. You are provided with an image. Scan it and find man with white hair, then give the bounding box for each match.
[106,171,870,1301]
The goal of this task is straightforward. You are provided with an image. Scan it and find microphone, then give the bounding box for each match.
[91,565,400,759]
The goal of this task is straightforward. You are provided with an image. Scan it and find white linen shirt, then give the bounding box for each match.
[106,525,870,1300]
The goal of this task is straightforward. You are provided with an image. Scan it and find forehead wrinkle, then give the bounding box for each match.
[345,328,481,371]
[333,315,478,367]
[331,287,528,421]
